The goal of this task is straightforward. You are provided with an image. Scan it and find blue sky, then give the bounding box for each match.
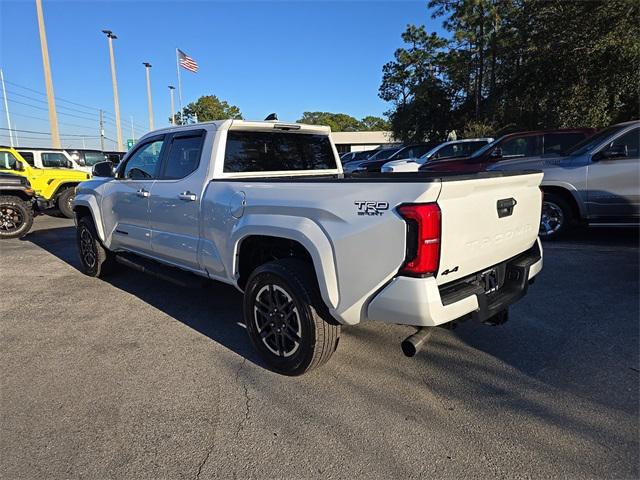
[0,0,442,149]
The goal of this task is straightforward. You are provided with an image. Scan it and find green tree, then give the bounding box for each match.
[359,116,391,131]
[173,95,242,125]
[381,0,640,140]
[297,112,362,131]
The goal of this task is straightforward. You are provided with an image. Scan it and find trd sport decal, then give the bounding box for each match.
[355,201,389,216]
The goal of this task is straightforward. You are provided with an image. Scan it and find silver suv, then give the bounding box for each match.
[489,120,639,238]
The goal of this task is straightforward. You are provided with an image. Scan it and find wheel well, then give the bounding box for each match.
[74,205,93,222]
[542,186,581,221]
[0,190,32,202]
[53,183,79,199]
[237,235,314,290]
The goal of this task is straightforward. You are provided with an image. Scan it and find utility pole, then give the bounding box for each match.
[168,85,175,125]
[102,29,123,151]
[99,109,105,151]
[0,69,15,147]
[13,124,19,147]
[143,62,154,130]
[35,0,60,148]
[130,116,135,144]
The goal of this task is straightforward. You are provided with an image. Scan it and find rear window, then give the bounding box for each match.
[224,131,337,173]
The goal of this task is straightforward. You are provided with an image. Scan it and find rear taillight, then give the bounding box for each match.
[398,203,441,277]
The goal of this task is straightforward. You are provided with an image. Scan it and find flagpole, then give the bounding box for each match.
[175,48,183,124]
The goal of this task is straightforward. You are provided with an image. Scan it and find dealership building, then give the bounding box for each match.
[331,131,398,153]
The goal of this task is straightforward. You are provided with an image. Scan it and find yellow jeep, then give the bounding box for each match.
[0,147,90,218]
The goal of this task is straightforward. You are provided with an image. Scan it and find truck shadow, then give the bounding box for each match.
[23,224,262,368]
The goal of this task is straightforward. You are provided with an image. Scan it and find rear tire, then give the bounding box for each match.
[243,259,340,376]
[57,187,76,219]
[76,216,115,277]
[0,196,34,239]
[540,192,572,240]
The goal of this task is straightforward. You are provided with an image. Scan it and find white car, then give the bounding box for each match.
[73,121,542,375]
[17,148,91,174]
[382,138,493,173]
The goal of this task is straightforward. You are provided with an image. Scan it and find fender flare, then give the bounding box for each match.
[540,181,586,218]
[73,194,106,242]
[51,181,81,198]
[230,214,339,310]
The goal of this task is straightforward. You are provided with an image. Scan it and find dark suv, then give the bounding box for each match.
[420,128,596,173]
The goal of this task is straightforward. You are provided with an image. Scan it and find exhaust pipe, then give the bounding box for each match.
[401,327,433,357]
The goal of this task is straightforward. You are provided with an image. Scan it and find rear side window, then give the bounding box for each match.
[41,152,69,168]
[224,131,337,173]
[544,133,586,155]
[17,151,34,166]
[161,133,204,179]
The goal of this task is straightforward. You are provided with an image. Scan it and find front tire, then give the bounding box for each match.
[76,217,115,277]
[243,259,340,376]
[540,192,572,240]
[58,187,76,219]
[0,196,34,239]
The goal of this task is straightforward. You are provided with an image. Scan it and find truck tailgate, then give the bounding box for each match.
[435,172,543,285]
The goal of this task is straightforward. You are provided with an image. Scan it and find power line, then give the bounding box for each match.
[3,78,147,131]
[3,89,101,117]
[0,127,98,137]
[6,98,100,123]
[0,108,98,131]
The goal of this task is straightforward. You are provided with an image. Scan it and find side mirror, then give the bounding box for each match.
[92,161,115,178]
[596,144,627,161]
[491,147,503,158]
[13,161,25,172]
[65,159,73,169]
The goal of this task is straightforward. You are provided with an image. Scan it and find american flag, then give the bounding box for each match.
[178,49,199,73]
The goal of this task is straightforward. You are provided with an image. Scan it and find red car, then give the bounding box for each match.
[420,128,596,172]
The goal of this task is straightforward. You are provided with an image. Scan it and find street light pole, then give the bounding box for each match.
[35,0,60,149]
[143,62,154,131]
[102,29,123,151]
[168,85,175,125]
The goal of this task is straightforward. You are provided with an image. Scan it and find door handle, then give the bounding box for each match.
[178,191,197,201]
[136,189,150,198]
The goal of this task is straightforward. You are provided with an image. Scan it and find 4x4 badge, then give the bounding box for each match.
[354,201,389,216]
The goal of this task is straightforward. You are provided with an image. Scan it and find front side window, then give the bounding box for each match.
[161,134,204,179]
[122,139,164,179]
[41,152,69,168]
[500,135,542,158]
[609,128,639,158]
[224,131,337,173]
[0,151,19,170]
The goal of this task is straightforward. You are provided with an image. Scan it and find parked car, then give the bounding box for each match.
[342,149,384,172]
[382,138,493,173]
[0,170,35,239]
[349,142,439,173]
[67,149,108,169]
[17,147,90,174]
[74,119,543,375]
[420,128,596,173]
[488,120,639,239]
[0,146,90,218]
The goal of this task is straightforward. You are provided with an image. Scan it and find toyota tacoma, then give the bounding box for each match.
[73,120,544,375]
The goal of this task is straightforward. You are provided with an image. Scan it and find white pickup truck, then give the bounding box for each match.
[73,120,543,375]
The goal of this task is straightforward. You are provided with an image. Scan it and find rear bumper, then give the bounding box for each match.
[367,238,543,327]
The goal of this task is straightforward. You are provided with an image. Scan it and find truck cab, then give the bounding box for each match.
[17,148,91,174]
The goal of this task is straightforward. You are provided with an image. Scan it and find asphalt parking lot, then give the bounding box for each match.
[1,215,638,479]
